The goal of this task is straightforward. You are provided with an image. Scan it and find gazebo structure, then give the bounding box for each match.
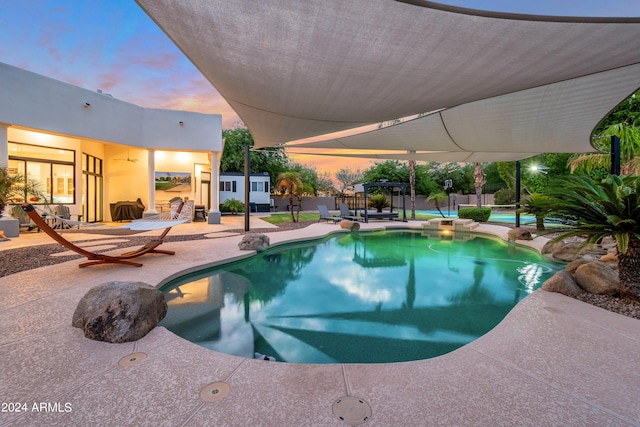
[354,182,408,223]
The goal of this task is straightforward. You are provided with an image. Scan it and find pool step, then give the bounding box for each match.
[422,218,479,232]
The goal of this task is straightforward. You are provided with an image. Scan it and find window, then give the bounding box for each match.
[8,142,75,204]
[82,153,103,222]
[220,180,236,192]
[251,181,264,192]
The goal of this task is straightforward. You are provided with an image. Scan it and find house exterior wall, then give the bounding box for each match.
[0,62,223,223]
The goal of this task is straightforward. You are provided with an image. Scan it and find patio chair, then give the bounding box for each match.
[53,204,83,229]
[339,203,362,221]
[317,205,341,223]
[21,203,188,268]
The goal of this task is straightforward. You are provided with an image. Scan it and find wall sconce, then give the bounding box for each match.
[179,121,184,126]
[84,102,91,108]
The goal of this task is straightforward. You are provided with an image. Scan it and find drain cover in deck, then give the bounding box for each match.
[200,381,230,402]
[332,396,372,425]
[118,352,148,367]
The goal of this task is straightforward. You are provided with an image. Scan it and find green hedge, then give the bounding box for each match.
[458,207,492,222]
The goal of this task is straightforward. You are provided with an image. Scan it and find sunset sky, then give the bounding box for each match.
[2,1,639,174]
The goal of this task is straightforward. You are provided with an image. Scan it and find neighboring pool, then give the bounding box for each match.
[160,230,562,364]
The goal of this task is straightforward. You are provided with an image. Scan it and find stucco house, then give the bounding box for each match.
[0,62,223,237]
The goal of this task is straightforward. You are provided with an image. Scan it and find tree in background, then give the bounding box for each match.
[275,171,303,222]
[335,167,363,194]
[568,90,639,177]
[473,162,486,208]
[221,126,290,187]
[362,160,409,184]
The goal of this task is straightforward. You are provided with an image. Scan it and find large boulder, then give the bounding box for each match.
[507,227,533,241]
[339,219,360,231]
[542,240,607,263]
[238,233,270,251]
[541,270,583,297]
[72,281,167,343]
[574,262,619,296]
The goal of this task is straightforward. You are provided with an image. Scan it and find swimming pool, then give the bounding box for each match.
[160,230,562,364]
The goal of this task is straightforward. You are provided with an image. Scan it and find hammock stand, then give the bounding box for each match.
[21,203,188,268]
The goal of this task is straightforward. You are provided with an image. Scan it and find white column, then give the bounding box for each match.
[208,150,221,224]
[0,124,20,237]
[146,148,157,214]
[0,124,9,218]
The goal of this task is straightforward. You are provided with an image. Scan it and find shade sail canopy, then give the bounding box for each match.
[136,0,640,157]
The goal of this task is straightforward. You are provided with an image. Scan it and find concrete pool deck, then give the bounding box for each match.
[1,217,639,426]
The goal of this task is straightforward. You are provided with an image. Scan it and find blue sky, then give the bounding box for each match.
[1,1,639,170]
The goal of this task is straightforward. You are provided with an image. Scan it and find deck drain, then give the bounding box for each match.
[118,352,148,367]
[332,396,372,425]
[544,306,565,314]
[200,381,230,402]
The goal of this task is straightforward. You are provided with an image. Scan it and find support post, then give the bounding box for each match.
[244,145,250,232]
[611,135,621,175]
[515,161,521,228]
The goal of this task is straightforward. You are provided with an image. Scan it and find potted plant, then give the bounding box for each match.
[368,194,390,213]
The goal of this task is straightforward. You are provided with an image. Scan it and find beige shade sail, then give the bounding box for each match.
[136,0,640,156]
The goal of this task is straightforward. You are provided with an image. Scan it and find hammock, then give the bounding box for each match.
[48,201,191,232]
[21,203,189,267]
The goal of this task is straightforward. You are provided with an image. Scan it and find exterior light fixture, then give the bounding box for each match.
[84,103,91,108]
[179,121,184,126]
[531,165,549,186]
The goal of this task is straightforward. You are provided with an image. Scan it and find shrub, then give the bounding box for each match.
[458,207,492,222]
[221,198,244,214]
[494,187,516,205]
[367,194,390,212]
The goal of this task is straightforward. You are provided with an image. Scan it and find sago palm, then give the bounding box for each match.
[546,174,640,301]
[517,193,554,230]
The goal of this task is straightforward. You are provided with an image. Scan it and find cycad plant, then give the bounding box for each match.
[546,174,640,301]
[517,193,554,230]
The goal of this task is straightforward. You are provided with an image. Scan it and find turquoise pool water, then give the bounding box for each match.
[160,230,562,364]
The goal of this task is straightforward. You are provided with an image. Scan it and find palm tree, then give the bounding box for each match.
[546,174,640,301]
[517,193,554,230]
[426,191,447,218]
[294,182,315,222]
[276,171,303,222]
[473,162,485,208]
[568,122,640,175]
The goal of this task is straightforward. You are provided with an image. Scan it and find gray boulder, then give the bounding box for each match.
[574,262,619,296]
[238,233,270,251]
[507,227,533,241]
[541,270,583,297]
[72,281,167,343]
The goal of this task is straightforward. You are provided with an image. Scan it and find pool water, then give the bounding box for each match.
[160,230,562,364]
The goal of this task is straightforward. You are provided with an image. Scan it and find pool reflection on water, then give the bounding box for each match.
[160,230,562,364]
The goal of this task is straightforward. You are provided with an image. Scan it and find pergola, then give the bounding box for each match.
[136,0,640,162]
[354,182,408,223]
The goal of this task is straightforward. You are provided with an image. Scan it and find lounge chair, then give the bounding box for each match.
[21,203,188,268]
[339,203,362,221]
[317,205,341,223]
